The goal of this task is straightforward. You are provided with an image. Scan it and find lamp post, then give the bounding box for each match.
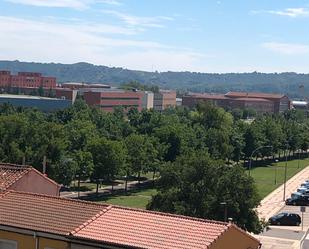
[283,143,289,201]
[249,145,272,176]
[274,159,279,185]
[220,202,227,222]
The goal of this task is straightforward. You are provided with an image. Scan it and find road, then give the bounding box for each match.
[255,165,309,249]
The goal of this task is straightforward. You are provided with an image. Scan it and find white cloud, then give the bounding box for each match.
[102,10,174,28]
[5,0,121,10]
[252,8,309,18]
[262,42,309,55]
[268,8,309,17]
[0,16,207,72]
[98,0,121,5]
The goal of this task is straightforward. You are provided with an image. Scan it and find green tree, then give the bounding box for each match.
[148,151,262,233]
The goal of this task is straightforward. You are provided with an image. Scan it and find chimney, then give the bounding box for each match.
[43,156,46,174]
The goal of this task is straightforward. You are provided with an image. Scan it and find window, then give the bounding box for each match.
[0,239,17,249]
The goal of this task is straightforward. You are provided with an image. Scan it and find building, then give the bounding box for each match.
[55,88,78,102]
[0,71,56,89]
[142,91,154,109]
[61,82,110,90]
[0,191,261,249]
[84,89,145,112]
[291,100,308,110]
[0,94,72,111]
[0,164,60,196]
[153,90,177,111]
[182,91,290,114]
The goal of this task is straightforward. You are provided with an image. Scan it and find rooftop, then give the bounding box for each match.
[0,190,259,248]
[0,94,65,101]
[0,163,59,191]
[225,91,285,99]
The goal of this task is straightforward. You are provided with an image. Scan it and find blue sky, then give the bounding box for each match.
[1,0,309,72]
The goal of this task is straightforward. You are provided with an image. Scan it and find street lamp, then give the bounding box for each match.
[220,202,227,222]
[283,143,289,201]
[249,145,272,176]
[274,159,279,185]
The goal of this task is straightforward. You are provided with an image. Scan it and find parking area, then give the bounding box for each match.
[255,166,309,249]
[258,205,309,249]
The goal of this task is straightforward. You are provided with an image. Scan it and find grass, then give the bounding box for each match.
[94,188,158,209]
[249,157,309,198]
[70,181,108,191]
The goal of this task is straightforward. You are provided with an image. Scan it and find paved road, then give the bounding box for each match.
[255,165,309,249]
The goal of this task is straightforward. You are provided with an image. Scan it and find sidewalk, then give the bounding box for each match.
[257,166,309,220]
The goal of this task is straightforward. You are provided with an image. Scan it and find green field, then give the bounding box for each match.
[91,158,309,209]
[97,188,157,209]
[249,157,309,198]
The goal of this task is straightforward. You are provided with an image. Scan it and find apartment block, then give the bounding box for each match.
[0,71,56,89]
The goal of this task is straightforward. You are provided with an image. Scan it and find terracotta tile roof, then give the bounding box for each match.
[233,97,273,102]
[0,163,59,190]
[225,91,285,99]
[71,206,231,249]
[0,191,108,235]
[0,191,260,248]
[0,164,32,190]
[184,93,228,100]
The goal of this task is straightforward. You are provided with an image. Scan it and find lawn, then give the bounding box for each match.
[96,188,158,209]
[249,157,309,198]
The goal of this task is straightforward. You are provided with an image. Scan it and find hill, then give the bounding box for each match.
[1,60,309,98]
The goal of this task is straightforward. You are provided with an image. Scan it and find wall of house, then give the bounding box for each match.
[210,227,260,249]
[10,170,60,196]
[0,230,69,249]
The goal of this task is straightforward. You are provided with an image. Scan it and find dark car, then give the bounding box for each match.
[286,192,309,206]
[268,212,301,226]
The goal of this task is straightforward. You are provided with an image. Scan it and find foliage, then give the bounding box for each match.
[147,152,262,233]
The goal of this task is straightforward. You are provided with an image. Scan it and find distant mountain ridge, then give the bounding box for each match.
[1,60,309,98]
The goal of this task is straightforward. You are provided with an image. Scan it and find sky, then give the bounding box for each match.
[1,0,309,73]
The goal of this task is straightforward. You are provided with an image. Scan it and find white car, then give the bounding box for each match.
[297,187,309,194]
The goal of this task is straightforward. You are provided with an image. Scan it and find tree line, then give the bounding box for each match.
[1,101,309,233]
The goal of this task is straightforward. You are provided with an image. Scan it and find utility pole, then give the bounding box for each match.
[283,143,288,201]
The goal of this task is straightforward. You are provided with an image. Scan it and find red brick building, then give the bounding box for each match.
[84,90,145,112]
[0,71,56,89]
[182,91,290,114]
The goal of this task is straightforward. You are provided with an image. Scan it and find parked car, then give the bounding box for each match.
[286,193,309,206]
[300,182,309,189]
[297,187,309,194]
[268,212,301,226]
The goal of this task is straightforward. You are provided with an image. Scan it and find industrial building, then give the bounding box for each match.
[83,89,154,112]
[0,71,56,89]
[61,82,111,89]
[182,91,290,114]
[153,90,177,111]
[0,94,72,111]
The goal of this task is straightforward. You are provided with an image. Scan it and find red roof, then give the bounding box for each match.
[72,206,231,249]
[0,191,108,235]
[225,91,285,99]
[0,163,59,191]
[185,93,227,100]
[233,97,272,102]
[0,191,260,248]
